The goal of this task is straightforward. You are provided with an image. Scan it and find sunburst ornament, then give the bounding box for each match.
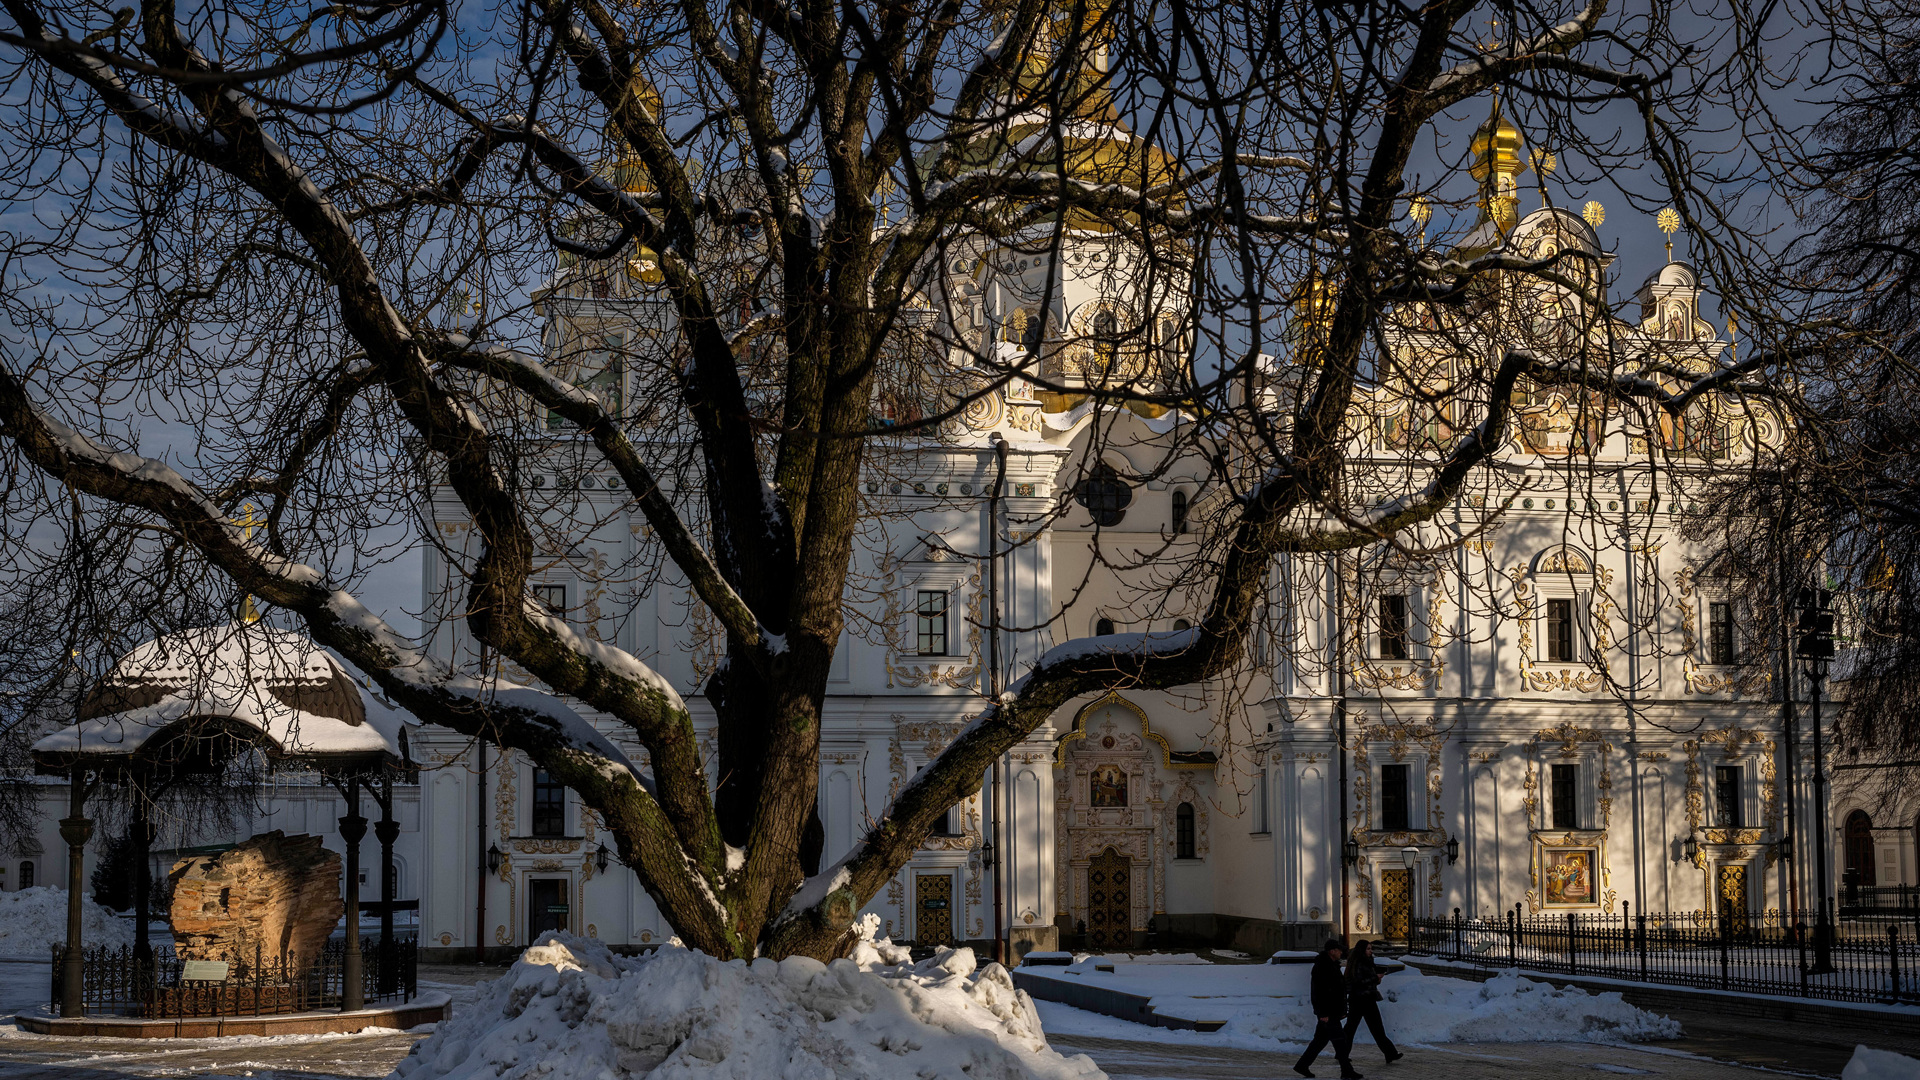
[1582,200,1605,227]
[1408,196,1432,228]
[1656,207,1682,262]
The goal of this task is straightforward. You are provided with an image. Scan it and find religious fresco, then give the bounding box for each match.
[1089,763,1129,807]
[1543,848,1596,906]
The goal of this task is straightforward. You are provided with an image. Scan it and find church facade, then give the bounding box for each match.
[408,93,1812,962]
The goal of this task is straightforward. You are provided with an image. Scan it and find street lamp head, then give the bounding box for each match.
[1445,836,1460,864]
[1401,845,1419,869]
[1682,835,1698,863]
[487,843,502,874]
[1343,838,1360,866]
[595,844,610,873]
[980,838,995,871]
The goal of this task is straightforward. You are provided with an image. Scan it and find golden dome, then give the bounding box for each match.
[1469,100,1526,183]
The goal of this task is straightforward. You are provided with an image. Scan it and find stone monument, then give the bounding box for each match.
[169,831,344,965]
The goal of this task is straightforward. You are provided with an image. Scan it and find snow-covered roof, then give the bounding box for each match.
[31,621,414,774]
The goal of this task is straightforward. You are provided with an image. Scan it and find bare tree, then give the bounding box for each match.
[0,0,1809,960]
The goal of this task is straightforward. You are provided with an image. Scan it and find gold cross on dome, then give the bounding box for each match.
[232,502,267,544]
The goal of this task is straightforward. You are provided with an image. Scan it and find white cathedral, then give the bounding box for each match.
[399,85,1817,961]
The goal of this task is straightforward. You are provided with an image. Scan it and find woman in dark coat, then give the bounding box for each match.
[1340,939,1403,1064]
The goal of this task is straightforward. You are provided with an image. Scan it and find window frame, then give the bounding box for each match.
[530,767,567,838]
[1378,593,1411,661]
[1251,769,1270,834]
[1545,596,1576,663]
[1550,763,1579,829]
[1175,802,1197,859]
[915,589,950,657]
[1379,763,1411,832]
[533,583,568,616]
[1714,765,1742,829]
[1171,488,1189,535]
[1707,600,1735,666]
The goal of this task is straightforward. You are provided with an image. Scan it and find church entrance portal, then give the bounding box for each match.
[1381,869,1412,941]
[1087,847,1132,949]
[529,878,569,941]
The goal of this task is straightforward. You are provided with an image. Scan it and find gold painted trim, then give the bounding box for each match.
[1053,690,1212,770]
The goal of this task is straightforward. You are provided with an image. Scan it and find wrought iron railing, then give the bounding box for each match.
[1841,884,1920,918]
[49,935,416,1018]
[1409,906,1920,1006]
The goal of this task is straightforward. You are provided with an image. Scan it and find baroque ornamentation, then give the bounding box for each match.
[513,838,580,855]
[883,568,983,689]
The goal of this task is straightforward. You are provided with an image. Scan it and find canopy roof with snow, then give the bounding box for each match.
[31,621,417,776]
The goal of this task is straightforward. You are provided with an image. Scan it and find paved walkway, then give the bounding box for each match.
[0,962,1890,1079]
[1050,1035,1827,1080]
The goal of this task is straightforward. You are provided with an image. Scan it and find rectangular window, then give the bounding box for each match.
[1252,769,1270,833]
[548,333,625,429]
[1715,766,1742,828]
[931,804,961,836]
[1551,763,1579,829]
[1546,597,1575,663]
[531,768,566,837]
[1176,803,1197,859]
[916,590,949,656]
[1708,601,1735,665]
[533,584,567,615]
[1379,594,1410,660]
[1380,763,1410,831]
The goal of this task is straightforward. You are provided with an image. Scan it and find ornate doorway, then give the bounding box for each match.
[1087,847,1132,949]
[528,878,569,941]
[1716,865,1749,935]
[1381,869,1412,941]
[914,873,953,946]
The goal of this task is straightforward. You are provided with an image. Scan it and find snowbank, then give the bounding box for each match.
[1845,1045,1920,1080]
[1027,960,1679,1047]
[394,918,1105,1080]
[0,887,132,958]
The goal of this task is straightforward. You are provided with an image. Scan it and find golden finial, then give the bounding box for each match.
[1582,200,1605,228]
[1656,207,1682,263]
[1727,307,1738,363]
[231,502,268,623]
[1408,196,1432,240]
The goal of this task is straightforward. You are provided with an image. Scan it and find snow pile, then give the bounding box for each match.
[1845,1045,1920,1080]
[0,887,132,958]
[394,919,1105,1080]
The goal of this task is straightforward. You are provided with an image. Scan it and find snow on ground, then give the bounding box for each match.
[1024,958,1681,1049]
[394,918,1105,1080]
[0,887,131,959]
[1845,1045,1920,1080]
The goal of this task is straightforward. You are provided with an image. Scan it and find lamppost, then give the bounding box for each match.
[1795,587,1837,974]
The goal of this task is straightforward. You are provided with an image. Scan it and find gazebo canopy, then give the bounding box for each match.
[31,621,416,777]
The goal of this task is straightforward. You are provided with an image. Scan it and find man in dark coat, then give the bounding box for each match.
[1293,938,1361,1079]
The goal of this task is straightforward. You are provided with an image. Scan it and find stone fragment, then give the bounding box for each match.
[168,831,343,966]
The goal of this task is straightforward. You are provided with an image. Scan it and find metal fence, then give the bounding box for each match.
[50,936,417,1018]
[1409,906,1920,1006]
[1841,884,1920,918]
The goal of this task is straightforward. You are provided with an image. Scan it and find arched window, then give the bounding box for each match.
[1091,310,1119,374]
[1173,618,1191,632]
[1095,617,1115,637]
[16,861,31,890]
[1171,489,1188,534]
[1175,803,1197,860]
[1074,463,1132,527]
[1845,810,1876,893]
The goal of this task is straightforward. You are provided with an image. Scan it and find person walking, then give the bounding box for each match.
[1340,939,1403,1064]
[1293,938,1361,1079]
